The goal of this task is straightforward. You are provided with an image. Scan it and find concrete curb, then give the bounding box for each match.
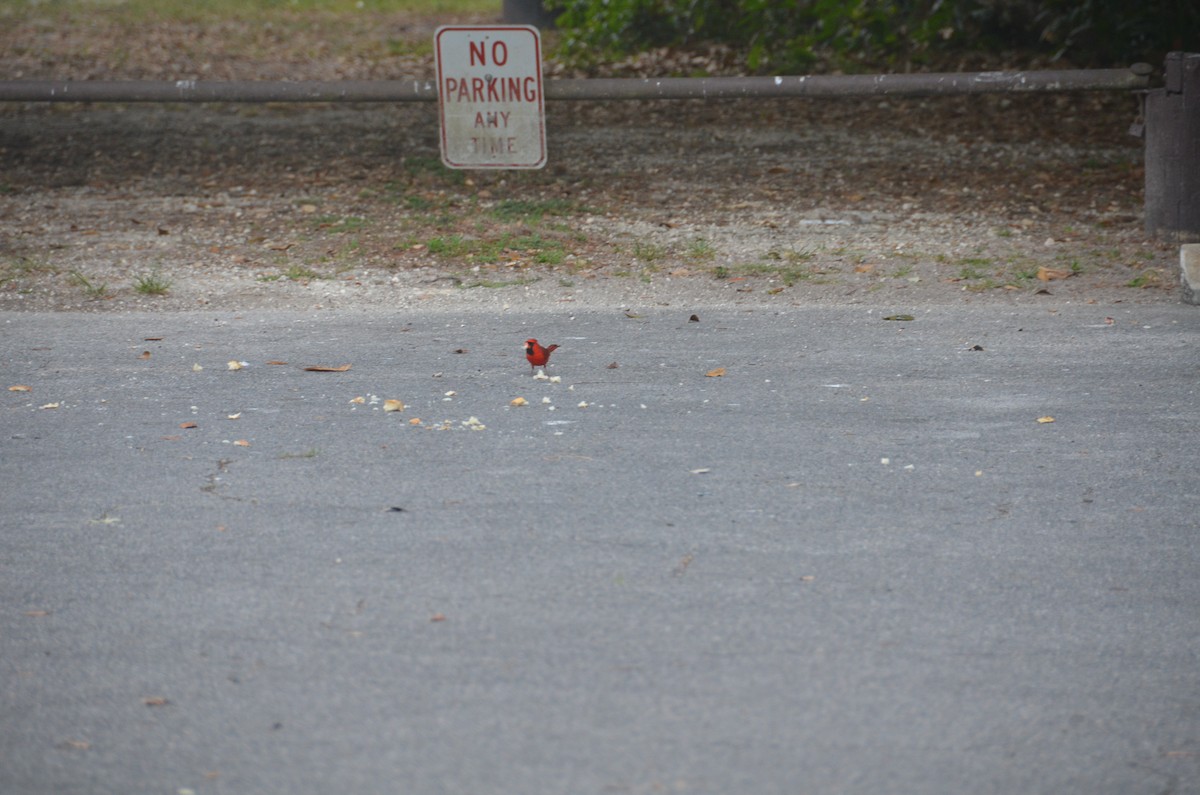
[1183,244,1200,305]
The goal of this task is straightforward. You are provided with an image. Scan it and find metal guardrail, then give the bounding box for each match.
[0,66,1152,103]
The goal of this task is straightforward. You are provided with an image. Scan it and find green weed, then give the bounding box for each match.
[133,271,172,296]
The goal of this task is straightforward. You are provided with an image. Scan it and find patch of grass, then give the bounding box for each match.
[490,198,577,222]
[685,238,716,261]
[1,257,57,285]
[404,195,436,213]
[632,240,664,262]
[1009,266,1041,283]
[133,271,172,296]
[1126,269,1164,288]
[67,270,109,299]
[284,265,324,281]
[318,215,368,233]
[426,235,473,257]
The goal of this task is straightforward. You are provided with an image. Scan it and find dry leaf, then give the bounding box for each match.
[408,418,422,425]
[227,412,242,420]
[266,360,288,366]
[883,314,915,322]
[138,351,151,360]
[705,367,726,378]
[227,360,244,371]
[383,399,405,413]
[142,697,170,707]
[690,467,711,474]
[303,364,352,372]
[349,396,365,404]
[1036,416,1056,424]
[510,397,528,406]
[606,361,619,369]
[854,263,876,274]
[143,337,163,342]
[1037,266,1073,281]
[179,421,198,429]
[232,439,250,447]
[39,403,60,410]
[430,613,446,623]
[8,385,31,392]
[192,363,203,372]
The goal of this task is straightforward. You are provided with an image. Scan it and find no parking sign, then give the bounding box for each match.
[434,25,547,169]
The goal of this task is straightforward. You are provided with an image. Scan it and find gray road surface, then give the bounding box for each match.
[2,302,1198,794]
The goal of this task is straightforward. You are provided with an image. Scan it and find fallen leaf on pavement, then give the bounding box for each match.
[179,421,198,429]
[705,367,726,377]
[8,385,31,392]
[303,364,352,372]
[1037,416,1055,424]
[383,399,405,413]
[1037,266,1073,281]
[883,314,915,321]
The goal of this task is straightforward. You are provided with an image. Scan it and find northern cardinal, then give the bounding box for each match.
[524,338,559,372]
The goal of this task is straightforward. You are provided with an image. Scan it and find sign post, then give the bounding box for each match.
[434,25,547,170]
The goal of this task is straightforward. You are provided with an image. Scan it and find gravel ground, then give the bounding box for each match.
[0,9,1183,312]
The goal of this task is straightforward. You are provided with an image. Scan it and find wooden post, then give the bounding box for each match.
[1145,53,1200,241]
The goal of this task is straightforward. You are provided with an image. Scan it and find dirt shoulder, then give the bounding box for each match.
[0,9,1181,312]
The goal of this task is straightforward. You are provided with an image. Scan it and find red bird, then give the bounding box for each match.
[524,338,559,372]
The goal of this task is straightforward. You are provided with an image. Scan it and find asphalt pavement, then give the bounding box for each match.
[2,302,1198,794]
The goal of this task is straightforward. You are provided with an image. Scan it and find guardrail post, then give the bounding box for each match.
[1145,52,1200,241]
